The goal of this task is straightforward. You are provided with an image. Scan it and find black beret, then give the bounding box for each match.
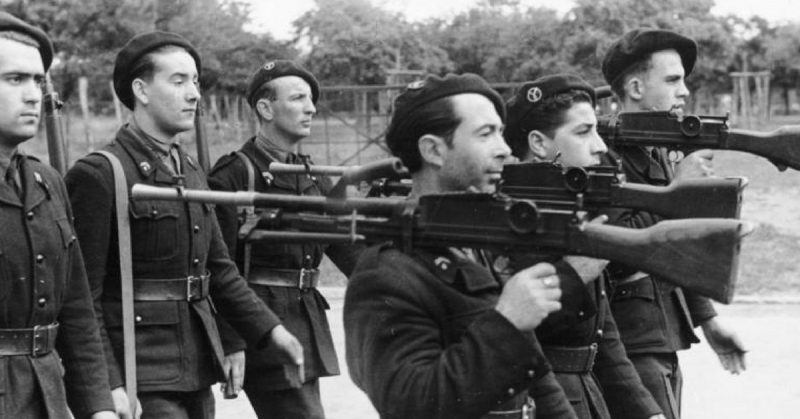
[113,31,201,110]
[602,28,697,86]
[0,11,54,71]
[390,73,505,131]
[246,60,320,108]
[506,73,595,138]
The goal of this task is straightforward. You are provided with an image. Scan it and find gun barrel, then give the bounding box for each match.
[131,184,404,215]
[43,74,68,175]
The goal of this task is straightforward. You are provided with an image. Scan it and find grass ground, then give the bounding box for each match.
[23,112,800,296]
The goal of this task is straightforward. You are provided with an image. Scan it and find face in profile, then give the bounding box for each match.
[636,49,690,113]
[438,93,511,193]
[136,47,200,137]
[534,101,607,167]
[0,37,44,148]
[265,76,316,142]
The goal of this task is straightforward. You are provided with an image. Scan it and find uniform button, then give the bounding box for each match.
[193,225,200,233]
[37,297,46,307]
[578,311,585,317]
[305,255,311,260]
[26,211,34,220]
[600,290,607,298]
[310,176,318,182]
[135,316,142,323]
[596,329,604,338]
[527,370,535,378]
[507,388,515,396]
[193,258,200,265]
[151,209,159,216]
[36,254,44,263]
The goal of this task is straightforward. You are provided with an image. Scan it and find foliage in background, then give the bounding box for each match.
[6,0,800,112]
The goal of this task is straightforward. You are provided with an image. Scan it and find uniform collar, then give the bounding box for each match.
[618,145,670,184]
[115,123,183,184]
[415,247,500,293]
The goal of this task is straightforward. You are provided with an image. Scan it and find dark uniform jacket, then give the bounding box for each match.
[604,146,717,354]
[207,136,359,390]
[500,254,662,419]
[0,154,114,418]
[65,124,281,393]
[345,243,577,419]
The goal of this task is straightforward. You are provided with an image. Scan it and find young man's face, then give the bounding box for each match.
[637,49,690,113]
[439,93,510,193]
[267,76,316,142]
[0,37,44,149]
[137,48,199,136]
[539,101,607,167]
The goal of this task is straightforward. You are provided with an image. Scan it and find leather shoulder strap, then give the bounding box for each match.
[235,151,257,278]
[92,150,137,413]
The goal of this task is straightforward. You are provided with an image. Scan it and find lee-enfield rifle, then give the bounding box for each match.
[131,184,751,303]
[43,73,68,175]
[597,111,800,171]
[500,161,746,219]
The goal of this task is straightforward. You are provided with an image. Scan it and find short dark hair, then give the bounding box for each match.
[386,95,461,173]
[610,55,653,100]
[128,44,189,98]
[506,89,594,159]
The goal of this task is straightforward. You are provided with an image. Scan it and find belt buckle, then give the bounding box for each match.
[186,275,202,301]
[298,269,314,289]
[31,325,44,357]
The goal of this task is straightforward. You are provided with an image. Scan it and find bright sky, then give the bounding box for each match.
[243,0,799,40]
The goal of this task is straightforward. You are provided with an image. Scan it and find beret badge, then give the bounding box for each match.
[408,80,426,90]
[263,61,276,71]
[527,87,543,103]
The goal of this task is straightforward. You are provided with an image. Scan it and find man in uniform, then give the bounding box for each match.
[601,28,747,419]
[65,31,303,418]
[207,60,359,418]
[504,73,664,419]
[0,11,119,419]
[344,73,577,419]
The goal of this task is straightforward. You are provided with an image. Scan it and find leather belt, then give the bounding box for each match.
[486,395,535,419]
[543,343,598,374]
[247,267,320,289]
[133,273,210,301]
[0,323,59,357]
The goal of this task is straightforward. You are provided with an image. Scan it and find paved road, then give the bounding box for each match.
[216,289,800,419]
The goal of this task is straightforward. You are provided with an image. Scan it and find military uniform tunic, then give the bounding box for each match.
[345,243,578,419]
[208,136,359,390]
[65,124,281,393]
[0,153,114,418]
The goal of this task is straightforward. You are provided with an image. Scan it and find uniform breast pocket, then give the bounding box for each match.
[611,277,667,348]
[128,200,180,262]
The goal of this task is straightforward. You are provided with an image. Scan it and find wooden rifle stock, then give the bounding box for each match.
[194,101,211,172]
[43,73,68,175]
[500,162,745,219]
[132,185,750,303]
[597,111,800,171]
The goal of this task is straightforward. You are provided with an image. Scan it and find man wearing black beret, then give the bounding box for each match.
[344,73,578,419]
[207,59,360,418]
[65,32,303,418]
[601,28,747,419]
[504,73,665,419]
[0,11,118,419]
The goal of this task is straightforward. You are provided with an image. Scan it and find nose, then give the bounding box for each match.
[23,80,42,104]
[495,134,512,161]
[591,130,608,154]
[677,80,690,98]
[186,82,200,102]
[305,98,316,116]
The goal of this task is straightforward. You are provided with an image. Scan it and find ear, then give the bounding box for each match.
[131,78,149,106]
[527,130,550,161]
[625,76,644,101]
[418,134,448,168]
[255,98,274,121]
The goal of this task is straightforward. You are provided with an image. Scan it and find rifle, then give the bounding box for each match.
[597,111,800,171]
[268,157,408,198]
[194,100,211,172]
[131,184,751,303]
[500,162,746,219]
[43,73,68,175]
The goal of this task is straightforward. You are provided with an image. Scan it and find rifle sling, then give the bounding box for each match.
[93,151,137,413]
[236,151,257,279]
